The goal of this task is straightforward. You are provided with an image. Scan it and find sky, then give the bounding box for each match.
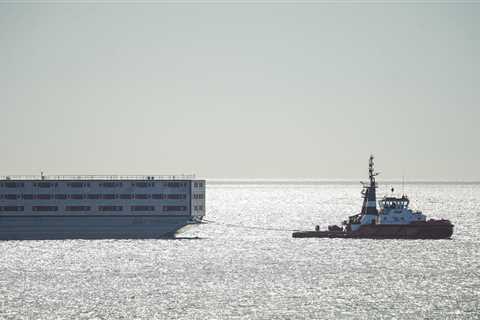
[1,3,479,180]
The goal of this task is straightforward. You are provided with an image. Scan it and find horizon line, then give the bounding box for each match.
[205,178,480,184]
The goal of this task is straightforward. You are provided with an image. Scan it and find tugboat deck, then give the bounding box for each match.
[292,231,350,238]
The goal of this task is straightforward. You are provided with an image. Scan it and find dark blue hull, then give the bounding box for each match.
[0,215,196,240]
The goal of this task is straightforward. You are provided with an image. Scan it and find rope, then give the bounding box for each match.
[200,218,300,232]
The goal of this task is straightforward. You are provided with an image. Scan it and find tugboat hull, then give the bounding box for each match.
[292,220,454,239]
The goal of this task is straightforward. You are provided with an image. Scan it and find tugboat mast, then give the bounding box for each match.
[361,155,378,216]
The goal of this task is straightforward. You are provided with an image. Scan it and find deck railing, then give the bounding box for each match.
[0,174,196,181]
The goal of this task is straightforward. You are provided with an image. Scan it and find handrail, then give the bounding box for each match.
[0,174,197,181]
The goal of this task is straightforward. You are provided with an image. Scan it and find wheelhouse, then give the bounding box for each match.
[379,196,410,210]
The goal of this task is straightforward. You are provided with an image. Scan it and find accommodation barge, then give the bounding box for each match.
[0,174,205,240]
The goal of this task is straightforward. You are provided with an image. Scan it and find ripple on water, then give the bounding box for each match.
[0,183,479,319]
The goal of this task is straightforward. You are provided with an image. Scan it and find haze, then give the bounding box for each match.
[1,3,478,180]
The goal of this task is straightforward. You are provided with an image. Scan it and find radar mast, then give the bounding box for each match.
[360,155,379,215]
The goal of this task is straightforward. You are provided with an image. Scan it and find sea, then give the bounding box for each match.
[1,182,479,319]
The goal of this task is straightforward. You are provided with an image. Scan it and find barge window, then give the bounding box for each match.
[33,206,58,212]
[132,182,155,188]
[162,205,187,212]
[134,182,146,187]
[131,205,155,211]
[1,206,24,211]
[99,182,122,188]
[67,182,90,188]
[4,182,24,188]
[164,182,187,188]
[66,206,91,211]
[35,182,57,188]
[98,206,123,212]
[167,194,186,200]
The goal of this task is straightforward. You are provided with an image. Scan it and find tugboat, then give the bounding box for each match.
[293,155,454,239]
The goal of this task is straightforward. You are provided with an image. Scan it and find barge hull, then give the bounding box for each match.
[0,215,195,240]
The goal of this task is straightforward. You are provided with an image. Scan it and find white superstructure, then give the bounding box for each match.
[377,196,426,224]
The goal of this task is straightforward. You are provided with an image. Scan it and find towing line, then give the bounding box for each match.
[198,218,300,232]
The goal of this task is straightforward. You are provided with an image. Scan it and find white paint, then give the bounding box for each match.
[0,179,206,217]
[378,207,426,225]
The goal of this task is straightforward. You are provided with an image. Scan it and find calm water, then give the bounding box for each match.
[1,183,479,319]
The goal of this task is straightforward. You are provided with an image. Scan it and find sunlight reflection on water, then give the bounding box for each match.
[1,183,479,319]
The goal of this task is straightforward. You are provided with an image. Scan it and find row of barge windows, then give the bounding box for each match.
[0,182,191,188]
[0,205,188,212]
[0,194,193,200]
